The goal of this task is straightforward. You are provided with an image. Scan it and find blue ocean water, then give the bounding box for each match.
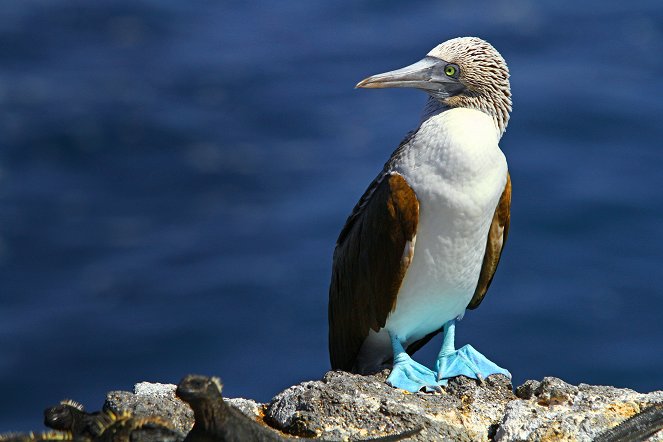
[1,0,662,431]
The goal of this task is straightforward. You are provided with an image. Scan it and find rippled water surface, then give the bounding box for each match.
[1,0,662,431]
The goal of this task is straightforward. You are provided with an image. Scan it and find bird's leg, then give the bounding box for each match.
[435,318,511,384]
[386,331,440,393]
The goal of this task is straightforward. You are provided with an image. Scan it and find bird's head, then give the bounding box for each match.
[356,37,511,134]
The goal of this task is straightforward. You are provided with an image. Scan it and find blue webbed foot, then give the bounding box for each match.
[386,331,441,393]
[435,318,511,384]
[387,352,440,393]
[435,344,511,383]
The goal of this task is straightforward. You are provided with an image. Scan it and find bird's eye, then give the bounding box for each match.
[444,65,458,77]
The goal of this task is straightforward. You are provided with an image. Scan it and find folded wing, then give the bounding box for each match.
[328,173,419,371]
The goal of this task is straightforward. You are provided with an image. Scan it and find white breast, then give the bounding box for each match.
[385,108,507,345]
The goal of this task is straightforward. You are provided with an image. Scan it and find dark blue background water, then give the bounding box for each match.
[1,0,662,431]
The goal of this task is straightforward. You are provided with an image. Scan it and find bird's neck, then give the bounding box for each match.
[420,96,506,139]
[419,97,448,125]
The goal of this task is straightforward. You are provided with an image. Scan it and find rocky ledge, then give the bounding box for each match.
[2,371,662,441]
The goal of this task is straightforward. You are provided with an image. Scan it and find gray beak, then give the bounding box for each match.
[356,56,463,98]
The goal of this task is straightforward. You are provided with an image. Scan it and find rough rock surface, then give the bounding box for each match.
[261,371,663,441]
[226,397,264,420]
[3,372,663,441]
[265,370,513,441]
[499,377,663,441]
[105,381,194,435]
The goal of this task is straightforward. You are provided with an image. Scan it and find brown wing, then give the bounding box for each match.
[328,172,419,371]
[467,172,511,310]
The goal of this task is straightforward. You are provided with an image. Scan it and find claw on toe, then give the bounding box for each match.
[420,384,443,394]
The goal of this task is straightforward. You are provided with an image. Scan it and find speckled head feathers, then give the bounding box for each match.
[428,37,511,134]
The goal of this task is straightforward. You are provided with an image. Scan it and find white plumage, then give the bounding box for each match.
[357,107,507,371]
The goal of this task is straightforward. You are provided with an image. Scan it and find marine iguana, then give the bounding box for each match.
[176,374,420,442]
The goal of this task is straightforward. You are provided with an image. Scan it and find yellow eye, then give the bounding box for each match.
[444,65,457,77]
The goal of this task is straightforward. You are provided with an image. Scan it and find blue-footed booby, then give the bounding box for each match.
[328,37,512,392]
